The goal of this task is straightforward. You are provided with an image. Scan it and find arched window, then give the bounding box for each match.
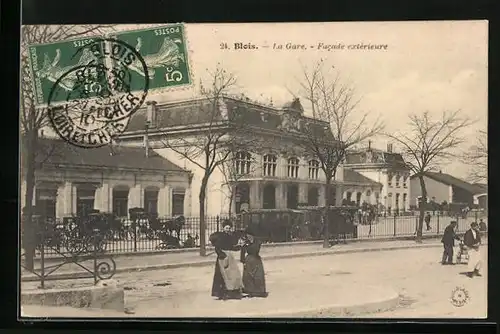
[235,151,252,175]
[287,157,300,178]
[263,154,277,177]
[308,160,319,180]
[144,187,159,215]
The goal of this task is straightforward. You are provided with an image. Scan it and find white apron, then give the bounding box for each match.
[467,247,483,272]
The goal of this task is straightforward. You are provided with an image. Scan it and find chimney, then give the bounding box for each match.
[146,101,157,128]
[387,143,393,153]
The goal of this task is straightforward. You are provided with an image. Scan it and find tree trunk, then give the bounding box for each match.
[323,177,332,248]
[22,131,37,271]
[198,174,209,256]
[228,184,234,217]
[416,175,427,243]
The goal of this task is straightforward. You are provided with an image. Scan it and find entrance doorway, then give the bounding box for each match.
[263,184,276,209]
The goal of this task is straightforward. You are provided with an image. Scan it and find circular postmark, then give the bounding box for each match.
[47,38,149,148]
[450,286,470,307]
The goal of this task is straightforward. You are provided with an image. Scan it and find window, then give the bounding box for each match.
[375,192,380,203]
[366,190,371,197]
[387,192,393,209]
[308,160,319,180]
[263,154,277,177]
[144,189,159,215]
[388,173,393,187]
[112,189,129,217]
[235,151,252,175]
[403,193,407,210]
[172,191,185,216]
[346,191,352,202]
[403,175,408,188]
[287,157,300,178]
[35,188,57,218]
[395,175,401,187]
[356,192,362,206]
[77,188,96,217]
[307,187,319,206]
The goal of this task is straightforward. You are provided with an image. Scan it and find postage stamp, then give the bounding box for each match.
[109,24,192,92]
[28,37,107,106]
[46,38,149,148]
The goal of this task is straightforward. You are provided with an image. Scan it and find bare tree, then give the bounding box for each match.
[462,129,487,183]
[20,25,115,270]
[296,60,384,248]
[158,64,253,256]
[385,110,474,242]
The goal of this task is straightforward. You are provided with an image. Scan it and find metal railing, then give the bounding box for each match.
[21,217,117,288]
[29,210,486,257]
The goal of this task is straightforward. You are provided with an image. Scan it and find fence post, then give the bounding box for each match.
[93,229,98,285]
[216,216,220,232]
[475,210,478,224]
[40,227,45,289]
[393,214,397,236]
[133,220,137,252]
[436,212,440,235]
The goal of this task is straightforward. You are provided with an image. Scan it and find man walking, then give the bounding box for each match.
[463,222,483,278]
[441,220,459,265]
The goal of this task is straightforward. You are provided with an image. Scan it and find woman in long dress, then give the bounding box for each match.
[209,220,243,300]
[240,226,268,298]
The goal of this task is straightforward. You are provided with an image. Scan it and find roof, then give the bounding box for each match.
[345,148,408,169]
[412,171,485,195]
[123,96,334,141]
[343,168,382,187]
[472,183,488,193]
[22,137,187,172]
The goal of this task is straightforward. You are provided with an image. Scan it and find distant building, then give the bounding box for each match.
[344,142,411,213]
[20,137,192,219]
[409,171,486,208]
[118,96,381,216]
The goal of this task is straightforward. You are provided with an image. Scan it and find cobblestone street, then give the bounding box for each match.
[22,244,487,318]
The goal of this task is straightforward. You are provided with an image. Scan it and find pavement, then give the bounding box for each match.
[21,237,456,281]
[21,244,488,318]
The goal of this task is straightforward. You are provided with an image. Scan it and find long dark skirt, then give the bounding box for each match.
[211,259,242,300]
[242,255,268,298]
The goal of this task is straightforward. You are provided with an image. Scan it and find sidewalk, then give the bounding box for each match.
[21,237,454,282]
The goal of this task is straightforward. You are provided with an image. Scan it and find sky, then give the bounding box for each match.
[39,21,489,180]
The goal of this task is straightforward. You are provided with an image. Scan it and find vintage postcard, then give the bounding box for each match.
[19,21,488,319]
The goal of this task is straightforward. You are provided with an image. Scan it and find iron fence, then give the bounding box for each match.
[29,210,486,257]
[21,218,117,288]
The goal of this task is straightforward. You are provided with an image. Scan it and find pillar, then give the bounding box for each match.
[318,184,326,207]
[128,184,143,210]
[298,183,308,205]
[335,183,343,206]
[249,180,262,210]
[94,183,111,212]
[157,186,170,217]
[56,181,75,218]
[276,183,286,209]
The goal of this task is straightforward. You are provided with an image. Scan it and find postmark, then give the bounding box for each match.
[109,23,192,92]
[46,38,149,148]
[450,286,470,307]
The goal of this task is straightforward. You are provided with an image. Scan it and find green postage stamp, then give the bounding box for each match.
[110,24,192,92]
[28,37,106,105]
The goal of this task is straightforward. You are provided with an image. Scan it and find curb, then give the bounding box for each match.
[247,289,400,318]
[21,242,445,282]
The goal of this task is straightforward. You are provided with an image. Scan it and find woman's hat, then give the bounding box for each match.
[222,219,232,228]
